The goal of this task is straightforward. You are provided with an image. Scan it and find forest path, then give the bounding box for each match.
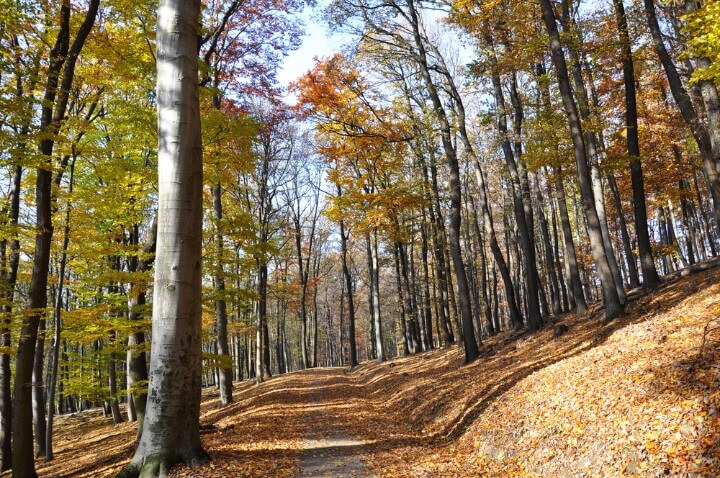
[296,383,371,477]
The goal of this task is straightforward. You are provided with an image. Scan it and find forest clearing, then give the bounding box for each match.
[3,0,720,476]
[27,265,720,477]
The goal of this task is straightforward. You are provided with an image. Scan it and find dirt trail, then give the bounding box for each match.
[290,369,383,477]
[297,391,370,478]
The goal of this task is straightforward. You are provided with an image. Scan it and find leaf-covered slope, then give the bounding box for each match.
[31,266,720,477]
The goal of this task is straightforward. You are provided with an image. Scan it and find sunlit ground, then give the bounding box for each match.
[22,265,720,477]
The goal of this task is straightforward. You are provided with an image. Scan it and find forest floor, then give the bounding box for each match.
[26,265,720,477]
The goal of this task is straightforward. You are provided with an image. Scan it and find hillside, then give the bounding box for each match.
[31,266,720,477]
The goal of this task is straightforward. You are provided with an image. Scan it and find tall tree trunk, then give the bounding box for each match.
[606,174,641,288]
[398,242,419,353]
[107,331,123,424]
[0,164,21,472]
[45,158,75,461]
[120,0,209,474]
[539,0,623,321]
[554,169,588,313]
[13,3,99,475]
[213,184,233,402]
[615,0,661,288]
[426,158,454,345]
[369,230,385,362]
[338,200,358,367]
[394,246,410,355]
[126,217,157,433]
[420,214,434,348]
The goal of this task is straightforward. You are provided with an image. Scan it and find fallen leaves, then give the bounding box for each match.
[24,265,720,477]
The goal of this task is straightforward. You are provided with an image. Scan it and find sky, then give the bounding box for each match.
[277,3,343,94]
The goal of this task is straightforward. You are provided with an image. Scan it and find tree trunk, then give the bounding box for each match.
[615,0,661,289]
[369,230,385,362]
[45,158,75,461]
[0,164,21,472]
[554,169,588,313]
[539,0,623,321]
[213,184,233,402]
[338,203,358,367]
[13,3,99,475]
[126,218,156,433]
[606,174,641,287]
[119,0,209,474]
[420,214,434,348]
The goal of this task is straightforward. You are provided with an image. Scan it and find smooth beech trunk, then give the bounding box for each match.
[119,0,208,475]
[369,230,385,362]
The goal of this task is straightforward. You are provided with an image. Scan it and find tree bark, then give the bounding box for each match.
[554,169,588,313]
[539,0,623,321]
[13,3,99,475]
[338,192,358,367]
[213,184,233,402]
[119,0,209,474]
[615,0,661,289]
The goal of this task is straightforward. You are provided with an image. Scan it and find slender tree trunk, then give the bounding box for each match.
[0,164,21,472]
[606,174,641,287]
[126,218,156,434]
[615,0,661,288]
[420,214,434,348]
[426,160,453,345]
[45,158,75,461]
[213,185,233,402]
[554,169,588,313]
[394,246,410,355]
[32,321,47,457]
[107,332,123,424]
[539,0,623,320]
[338,206,358,367]
[369,230,385,362]
[13,3,99,475]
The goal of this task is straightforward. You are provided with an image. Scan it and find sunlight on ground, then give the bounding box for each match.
[24,267,720,477]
